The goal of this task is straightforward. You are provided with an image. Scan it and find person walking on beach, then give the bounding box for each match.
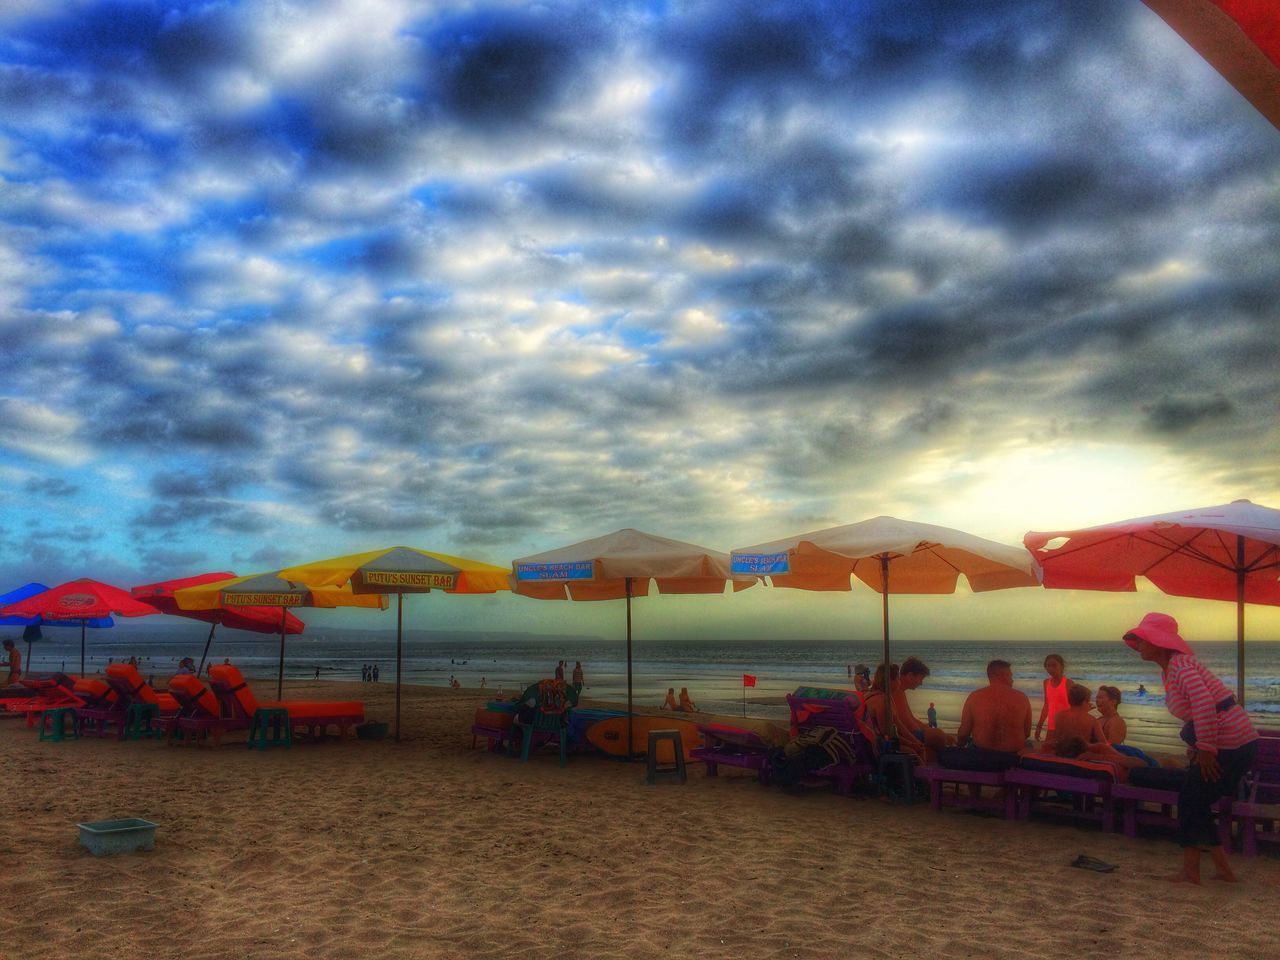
[372,664,379,682]
[1034,653,1071,741]
[555,660,565,682]
[572,661,584,690]
[314,666,320,680]
[1124,612,1258,885]
[3,639,20,685]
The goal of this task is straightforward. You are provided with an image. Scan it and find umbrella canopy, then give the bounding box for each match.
[173,571,387,699]
[732,516,1041,738]
[132,573,305,674]
[1025,499,1280,706]
[512,528,751,757]
[280,546,511,742]
[1,582,112,674]
[0,579,158,674]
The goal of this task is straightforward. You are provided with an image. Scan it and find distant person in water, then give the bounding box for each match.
[314,666,320,680]
[661,687,679,710]
[679,687,697,712]
[480,677,486,688]
[1035,653,1071,741]
[847,663,853,680]
[572,661,584,690]
[1138,683,1148,697]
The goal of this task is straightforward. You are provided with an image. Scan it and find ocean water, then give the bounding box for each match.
[20,629,1280,754]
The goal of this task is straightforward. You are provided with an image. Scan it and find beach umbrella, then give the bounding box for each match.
[0,579,158,674]
[731,516,1040,739]
[131,573,305,675]
[1025,499,1280,708]
[173,571,388,699]
[279,546,511,742]
[512,528,753,759]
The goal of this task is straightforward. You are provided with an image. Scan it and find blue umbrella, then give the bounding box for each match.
[1,582,113,673]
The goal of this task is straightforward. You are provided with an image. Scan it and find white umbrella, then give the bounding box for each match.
[732,516,1040,738]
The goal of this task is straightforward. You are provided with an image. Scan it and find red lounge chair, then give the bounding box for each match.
[166,673,250,747]
[207,664,364,739]
[2,673,83,726]
[77,664,178,739]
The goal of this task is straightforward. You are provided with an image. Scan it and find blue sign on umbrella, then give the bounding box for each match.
[730,552,791,575]
[514,561,595,581]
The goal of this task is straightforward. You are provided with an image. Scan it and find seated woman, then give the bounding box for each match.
[862,664,926,761]
[660,687,679,711]
[1095,684,1159,766]
[678,687,697,712]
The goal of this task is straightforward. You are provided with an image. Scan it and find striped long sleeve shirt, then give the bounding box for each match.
[1162,654,1256,754]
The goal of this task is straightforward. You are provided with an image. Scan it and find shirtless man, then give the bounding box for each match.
[954,660,1031,756]
[1045,682,1107,748]
[3,639,20,685]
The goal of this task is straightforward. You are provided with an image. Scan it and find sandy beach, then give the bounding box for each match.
[4,681,1279,960]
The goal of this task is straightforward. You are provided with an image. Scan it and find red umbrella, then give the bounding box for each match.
[1025,499,1280,707]
[132,573,305,675]
[0,579,159,674]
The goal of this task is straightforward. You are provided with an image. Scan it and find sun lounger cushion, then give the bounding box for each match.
[168,674,222,719]
[209,664,363,721]
[1018,754,1120,782]
[474,708,514,730]
[73,678,118,706]
[105,663,179,713]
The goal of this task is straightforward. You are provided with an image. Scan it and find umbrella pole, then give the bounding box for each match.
[1237,535,1246,708]
[81,619,86,675]
[626,576,634,762]
[395,592,403,744]
[880,555,893,741]
[277,609,286,701]
[198,621,218,676]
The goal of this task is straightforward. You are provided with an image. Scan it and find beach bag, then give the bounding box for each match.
[537,679,569,716]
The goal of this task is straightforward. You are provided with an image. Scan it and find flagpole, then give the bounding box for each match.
[742,677,746,718]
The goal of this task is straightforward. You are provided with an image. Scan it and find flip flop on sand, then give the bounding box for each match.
[1070,854,1117,873]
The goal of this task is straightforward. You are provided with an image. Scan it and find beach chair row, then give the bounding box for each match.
[24,664,364,746]
[914,732,1280,856]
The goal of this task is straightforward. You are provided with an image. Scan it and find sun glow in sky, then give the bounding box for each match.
[1,1,1278,645]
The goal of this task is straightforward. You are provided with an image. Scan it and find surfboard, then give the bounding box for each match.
[585,715,702,761]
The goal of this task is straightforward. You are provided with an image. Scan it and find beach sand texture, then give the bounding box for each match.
[4,682,1279,960]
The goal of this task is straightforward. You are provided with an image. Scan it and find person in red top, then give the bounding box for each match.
[1125,612,1258,885]
[1034,653,1070,741]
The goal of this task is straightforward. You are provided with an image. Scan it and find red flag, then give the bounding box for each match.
[742,673,757,687]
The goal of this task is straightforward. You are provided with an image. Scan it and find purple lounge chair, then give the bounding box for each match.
[691,723,774,784]
[914,765,1016,817]
[1231,735,1280,856]
[784,694,877,795]
[1004,755,1120,832]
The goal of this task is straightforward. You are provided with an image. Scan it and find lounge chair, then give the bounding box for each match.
[1111,765,1234,845]
[2,673,83,727]
[207,664,364,740]
[1231,733,1280,856]
[783,693,877,795]
[80,664,180,739]
[507,679,576,766]
[1004,754,1122,832]
[166,673,251,746]
[914,746,1022,816]
[691,722,774,784]
[471,703,515,752]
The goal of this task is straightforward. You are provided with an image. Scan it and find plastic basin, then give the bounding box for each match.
[76,818,157,856]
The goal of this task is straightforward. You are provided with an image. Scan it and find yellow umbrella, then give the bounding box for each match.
[280,546,510,741]
[174,571,388,700]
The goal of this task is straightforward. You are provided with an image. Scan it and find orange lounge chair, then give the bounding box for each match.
[76,664,178,739]
[3,673,83,726]
[207,664,364,739]
[166,673,250,746]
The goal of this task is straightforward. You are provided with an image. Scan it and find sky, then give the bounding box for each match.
[1,0,1278,646]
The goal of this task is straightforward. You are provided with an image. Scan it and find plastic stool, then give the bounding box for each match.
[123,703,163,740]
[877,752,919,803]
[38,707,79,742]
[249,708,292,750]
[646,729,687,784]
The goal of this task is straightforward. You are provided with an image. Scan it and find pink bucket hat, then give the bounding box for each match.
[1123,612,1193,656]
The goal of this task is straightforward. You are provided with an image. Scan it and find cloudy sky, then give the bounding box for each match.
[2,0,1278,643]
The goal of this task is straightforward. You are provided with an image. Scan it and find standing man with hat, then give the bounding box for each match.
[1125,612,1258,884]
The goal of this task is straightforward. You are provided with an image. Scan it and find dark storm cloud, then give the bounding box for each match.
[23,476,80,497]
[1144,395,1235,434]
